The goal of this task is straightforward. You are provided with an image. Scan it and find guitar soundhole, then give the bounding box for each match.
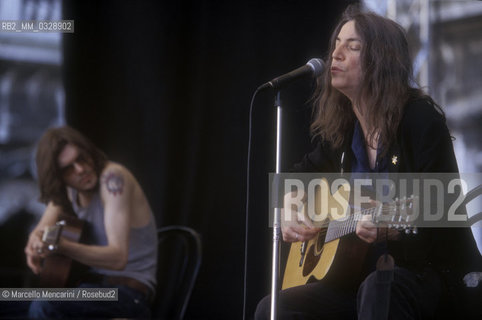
[302,231,326,277]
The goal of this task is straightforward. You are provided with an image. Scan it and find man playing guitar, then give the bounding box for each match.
[25,126,157,319]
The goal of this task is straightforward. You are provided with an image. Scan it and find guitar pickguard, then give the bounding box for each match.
[302,230,327,277]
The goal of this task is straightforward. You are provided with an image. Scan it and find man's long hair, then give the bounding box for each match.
[311,5,439,152]
[36,126,107,212]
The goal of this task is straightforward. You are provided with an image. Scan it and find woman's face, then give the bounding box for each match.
[330,20,363,101]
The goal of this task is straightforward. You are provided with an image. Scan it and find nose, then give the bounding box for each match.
[332,45,344,61]
[73,161,85,173]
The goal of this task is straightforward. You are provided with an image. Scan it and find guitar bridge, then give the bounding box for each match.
[299,241,307,267]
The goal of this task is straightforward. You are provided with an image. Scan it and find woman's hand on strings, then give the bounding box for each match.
[281,191,320,242]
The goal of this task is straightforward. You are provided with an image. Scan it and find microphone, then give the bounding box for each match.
[258,58,324,90]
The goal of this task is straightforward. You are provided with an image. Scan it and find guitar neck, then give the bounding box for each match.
[325,206,379,242]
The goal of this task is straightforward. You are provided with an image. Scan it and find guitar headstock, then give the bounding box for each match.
[374,195,418,234]
[42,220,66,251]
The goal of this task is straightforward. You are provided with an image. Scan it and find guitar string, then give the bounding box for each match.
[321,203,411,241]
[309,200,411,239]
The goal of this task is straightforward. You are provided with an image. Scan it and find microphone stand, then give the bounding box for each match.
[270,91,282,320]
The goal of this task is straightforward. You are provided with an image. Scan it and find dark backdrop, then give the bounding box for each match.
[62,1,357,318]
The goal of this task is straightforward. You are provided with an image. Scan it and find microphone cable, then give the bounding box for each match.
[243,86,262,320]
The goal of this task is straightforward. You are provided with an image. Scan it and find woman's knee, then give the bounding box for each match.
[254,294,271,320]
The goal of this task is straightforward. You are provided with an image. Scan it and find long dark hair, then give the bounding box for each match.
[311,4,440,152]
[36,126,107,212]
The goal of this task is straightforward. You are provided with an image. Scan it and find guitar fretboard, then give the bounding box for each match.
[325,206,379,242]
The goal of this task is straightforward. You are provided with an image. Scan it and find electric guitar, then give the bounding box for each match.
[38,214,84,287]
[282,181,415,290]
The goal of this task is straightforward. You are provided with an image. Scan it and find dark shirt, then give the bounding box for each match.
[351,120,388,174]
[350,120,388,273]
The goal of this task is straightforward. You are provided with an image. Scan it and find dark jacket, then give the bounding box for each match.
[293,98,480,280]
[294,98,457,174]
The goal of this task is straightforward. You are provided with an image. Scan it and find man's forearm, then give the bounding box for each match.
[58,238,128,271]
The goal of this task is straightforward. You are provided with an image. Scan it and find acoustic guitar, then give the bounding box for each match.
[282,181,415,290]
[38,214,84,287]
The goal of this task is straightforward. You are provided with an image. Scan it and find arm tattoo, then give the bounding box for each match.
[102,172,125,196]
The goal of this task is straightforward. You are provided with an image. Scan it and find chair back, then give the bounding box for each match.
[151,226,202,320]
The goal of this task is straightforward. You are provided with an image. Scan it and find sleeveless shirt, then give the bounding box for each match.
[69,188,157,292]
